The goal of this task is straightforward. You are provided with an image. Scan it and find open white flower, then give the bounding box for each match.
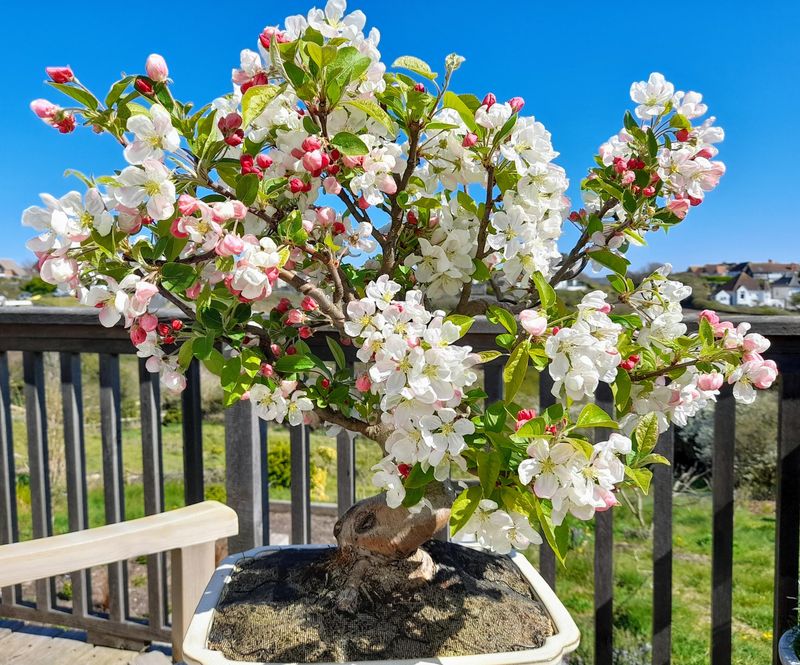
[123,105,180,164]
[114,159,176,221]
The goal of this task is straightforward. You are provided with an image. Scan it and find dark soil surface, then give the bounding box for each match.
[208,540,553,662]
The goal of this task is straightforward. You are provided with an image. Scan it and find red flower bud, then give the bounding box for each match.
[414,83,425,93]
[482,92,496,108]
[289,177,305,194]
[397,463,412,479]
[675,128,690,142]
[320,378,331,389]
[46,66,74,84]
[135,77,154,96]
[171,319,184,331]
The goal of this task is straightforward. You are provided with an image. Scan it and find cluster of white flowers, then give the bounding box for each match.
[344,276,479,507]
[250,381,314,426]
[518,433,631,525]
[457,499,542,554]
[628,264,691,347]
[545,291,622,401]
[596,72,725,227]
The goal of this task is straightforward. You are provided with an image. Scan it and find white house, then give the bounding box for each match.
[713,272,785,308]
[771,273,800,307]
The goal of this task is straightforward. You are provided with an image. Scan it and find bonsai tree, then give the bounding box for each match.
[25,0,776,608]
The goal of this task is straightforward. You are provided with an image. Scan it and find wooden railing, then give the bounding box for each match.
[0,307,798,664]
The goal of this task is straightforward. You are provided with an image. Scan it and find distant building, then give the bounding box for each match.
[771,273,800,305]
[713,272,785,308]
[0,259,28,279]
[743,261,800,282]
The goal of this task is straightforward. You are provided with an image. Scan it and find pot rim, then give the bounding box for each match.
[183,542,581,665]
[779,626,800,665]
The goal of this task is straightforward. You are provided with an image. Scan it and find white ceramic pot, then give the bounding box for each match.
[183,544,580,665]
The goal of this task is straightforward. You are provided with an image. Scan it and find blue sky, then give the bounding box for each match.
[2,0,798,269]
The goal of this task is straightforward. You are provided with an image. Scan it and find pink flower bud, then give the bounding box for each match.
[667,197,690,219]
[697,373,724,392]
[508,96,525,112]
[482,93,496,108]
[140,313,159,332]
[462,132,478,147]
[177,194,200,215]
[270,343,282,357]
[342,155,363,169]
[286,309,305,325]
[375,172,397,195]
[301,296,318,312]
[186,283,202,300]
[299,326,313,339]
[46,66,74,84]
[642,186,656,197]
[170,217,189,239]
[302,150,324,173]
[698,309,720,326]
[414,83,425,93]
[358,196,370,210]
[135,281,159,303]
[145,54,169,82]
[519,309,547,336]
[621,170,635,185]
[355,374,371,393]
[30,99,58,120]
[315,206,336,226]
[135,77,154,95]
[323,176,342,194]
[289,177,305,194]
[260,363,274,377]
[256,153,273,169]
[216,233,245,257]
[514,408,537,431]
[275,297,291,314]
[301,136,322,152]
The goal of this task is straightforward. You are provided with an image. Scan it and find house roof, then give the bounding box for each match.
[718,272,762,293]
[0,259,26,276]
[745,261,800,274]
[772,274,800,287]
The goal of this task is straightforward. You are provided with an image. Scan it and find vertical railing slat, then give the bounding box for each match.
[60,353,91,618]
[139,360,167,632]
[23,351,53,611]
[181,359,204,505]
[594,383,614,665]
[773,369,800,663]
[537,371,557,589]
[711,384,735,665]
[225,397,266,550]
[0,352,19,606]
[290,423,311,544]
[99,353,128,623]
[336,429,356,516]
[652,425,675,665]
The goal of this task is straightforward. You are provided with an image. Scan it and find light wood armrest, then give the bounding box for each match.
[0,500,238,662]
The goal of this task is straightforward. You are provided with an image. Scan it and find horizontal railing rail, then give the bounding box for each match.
[0,307,797,663]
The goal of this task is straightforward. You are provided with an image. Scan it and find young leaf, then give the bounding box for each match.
[325,336,346,370]
[477,449,502,496]
[161,263,196,291]
[444,314,474,337]
[450,486,482,536]
[391,55,438,80]
[442,91,477,132]
[274,354,316,373]
[634,412,659,458]
[575,403,618,429]
[589,249,629,276]
[344,99,397,135]
[532,271,556,309]
[503,340,530,402]
[331,131,369,156]
[235,173,260,206]
[486,305,517,335]
[242,84,281,127]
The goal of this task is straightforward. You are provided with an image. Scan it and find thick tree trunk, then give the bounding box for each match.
[330,482,455,613]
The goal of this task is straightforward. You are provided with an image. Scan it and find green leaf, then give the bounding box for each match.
[613,369,632,413]
[486,305,517,335]
[589,249,629,276]
[699,317,714,350]
[241,84,281,127]
[161,263,196,292]
[575,403,618,430]
[48,82,99,110]
[203,348,225,376]
[177,338,195,370]
[471,259,491,282]
[192,335,215,361]
[478,350,502,363]
[327,46,371,91]
[105,76,134,107]
[404,464,435,489]
[638,453,670,466]
[503,340,530,402]
[485,402,507,433]
[326,336,346,370]
[331,131,369,156]
[235,173,260,206]
[344,99,396,134]
[391,55,437,80]
[477,450,502,496]
[532,271,556,309]
[669,113,692,131]
[625,466,653,494]
[634,412,659,458]
[607,274,629,294]
[274,355,316,373]
[532,496,568,565]
[444,314,474,337]
[442,91,477,132]
[623,110,639,132]
[646,128,659,159]
[450,486,482,536]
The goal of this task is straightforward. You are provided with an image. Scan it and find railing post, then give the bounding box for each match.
[60,352,91,617]
[0,352,18,606]
[711,384,735,665]
[181,359,204,505]
[99,353,128,623]
[336,429,356,517]
[538,371,557,589]
[225,397,267,550]
[774,369,800,662]
[652,425,674,665]
[594,383,614,665]
[290,423,311,544]
[23,351,53,611]
[139,359,167,632]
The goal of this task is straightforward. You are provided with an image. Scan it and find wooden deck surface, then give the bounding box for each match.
[0,620,173,665]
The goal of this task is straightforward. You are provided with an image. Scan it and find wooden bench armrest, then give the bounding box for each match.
[0,501,237,586]
[0,500,238,662]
